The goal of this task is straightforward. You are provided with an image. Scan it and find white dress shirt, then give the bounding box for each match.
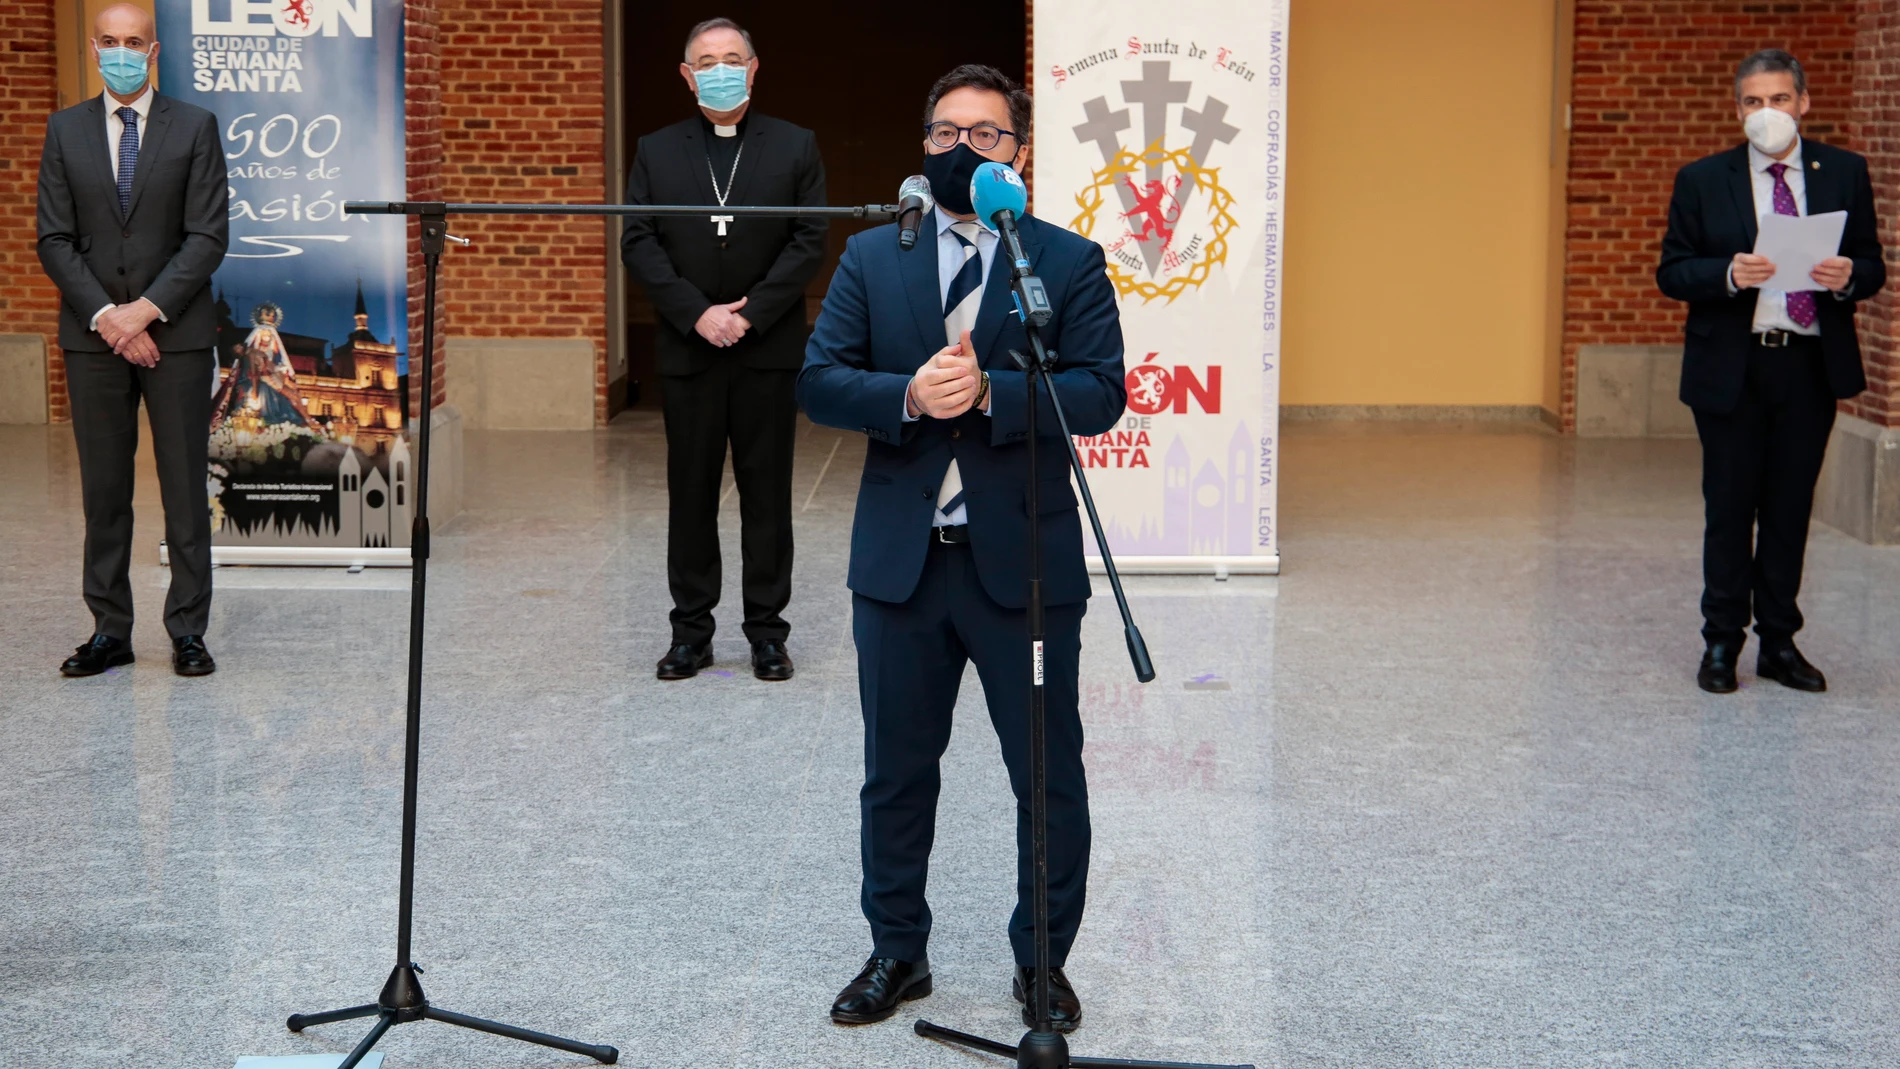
[104,86,154,182]
[1728,138,1831,336]
[902,209,998,526]
[92,87,166,332]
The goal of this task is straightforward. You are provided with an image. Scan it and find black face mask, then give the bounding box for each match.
[923,143,992,216]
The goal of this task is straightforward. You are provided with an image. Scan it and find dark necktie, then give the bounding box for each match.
[943,224,983,317]
[1766,162,1817,328]
[936,223,985,519]
[116,107,139,217]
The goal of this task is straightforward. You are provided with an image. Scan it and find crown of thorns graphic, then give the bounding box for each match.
[1068,141,1238,305]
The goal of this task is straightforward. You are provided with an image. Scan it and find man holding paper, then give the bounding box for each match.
[1657,49,1885,695]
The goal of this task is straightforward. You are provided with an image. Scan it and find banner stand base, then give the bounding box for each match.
[160,542,414,569]
[1088,555,1280,577]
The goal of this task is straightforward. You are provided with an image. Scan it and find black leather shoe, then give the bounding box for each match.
[173,635,216,677]
[1013,966,1082,1033]
[1758,644,1826,692]
[830,955,931,1025]
[61,633,134,677]
[751,639,794,681]
[656,643,713,680]
[1697,641,1739,694]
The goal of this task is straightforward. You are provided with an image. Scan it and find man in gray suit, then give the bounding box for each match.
[37,3,227,677]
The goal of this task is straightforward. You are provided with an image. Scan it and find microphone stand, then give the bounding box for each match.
[286,198,897,1069]
[911,211,1250,1069]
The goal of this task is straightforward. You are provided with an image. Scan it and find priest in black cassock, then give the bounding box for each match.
[621,17,827,682]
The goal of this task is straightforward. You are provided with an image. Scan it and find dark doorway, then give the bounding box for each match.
[616,2,1027,409]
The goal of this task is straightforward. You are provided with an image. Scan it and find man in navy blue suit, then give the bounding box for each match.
[798,64,1126,1032]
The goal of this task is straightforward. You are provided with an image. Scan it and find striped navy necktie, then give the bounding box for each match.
[936,222,985,521]
[116,107,139,217]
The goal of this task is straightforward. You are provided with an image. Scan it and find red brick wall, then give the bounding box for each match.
[1850,0,1900,427]
[408,0,447,410]
[0,0,452,421]
[0,0,64,420]
[437,0,609,423]
[1560,1,1859,430]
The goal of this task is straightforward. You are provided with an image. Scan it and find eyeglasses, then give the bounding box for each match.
[925,121,1021,152]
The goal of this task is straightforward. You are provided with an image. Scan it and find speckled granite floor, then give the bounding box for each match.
[2,415,1897,1068]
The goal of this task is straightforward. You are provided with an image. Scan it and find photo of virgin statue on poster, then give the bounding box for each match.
[156,0,412,554]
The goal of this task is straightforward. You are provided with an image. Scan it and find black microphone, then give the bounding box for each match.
[896,175,932,251]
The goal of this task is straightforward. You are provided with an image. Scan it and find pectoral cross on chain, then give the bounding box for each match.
[707,142,745,239]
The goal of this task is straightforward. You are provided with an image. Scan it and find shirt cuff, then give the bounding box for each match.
[1833,280,1854,301]
[1725,263,1738,296]
[901,388,919,422]
[90,304,115,332]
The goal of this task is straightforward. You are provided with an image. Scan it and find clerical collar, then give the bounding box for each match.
[700,112,749,139]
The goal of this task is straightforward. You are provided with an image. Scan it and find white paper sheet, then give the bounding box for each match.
[1754,210,1848,293]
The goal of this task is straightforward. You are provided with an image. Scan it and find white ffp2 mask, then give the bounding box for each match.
[1744,107,1799,156]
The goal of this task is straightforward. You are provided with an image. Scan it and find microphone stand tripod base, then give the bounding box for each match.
[915,1019,1253,1069]
[908,1024,1067,1069]
[1018,1027,1070,1069]
[289,964,620,1069]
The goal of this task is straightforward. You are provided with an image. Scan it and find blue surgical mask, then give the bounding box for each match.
[98,45,151,96]
[693,63,750,113]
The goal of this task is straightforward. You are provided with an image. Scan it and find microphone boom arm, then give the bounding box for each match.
[344,201,901,220]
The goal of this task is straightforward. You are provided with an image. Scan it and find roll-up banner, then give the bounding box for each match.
[1033,4,1286,575]
[154,0,411,566]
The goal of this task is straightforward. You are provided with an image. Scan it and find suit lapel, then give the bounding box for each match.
[79,97,121,218]
[124,95,173,222]
[677,123,720,206]
[901,208,946,357]
[973,215,1046,368]
[1724,144,1758,249]
[1802,142,1838,215]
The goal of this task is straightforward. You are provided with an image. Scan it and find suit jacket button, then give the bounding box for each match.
[122,230,131,238]
[951,428,960,439]
[922,488,933,499]
[117,267,125,275]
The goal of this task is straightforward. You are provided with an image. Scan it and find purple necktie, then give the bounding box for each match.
[1767,162,1817,328]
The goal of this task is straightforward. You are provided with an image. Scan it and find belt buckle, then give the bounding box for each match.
[935,526,953,544]
[1760,329,1790,348]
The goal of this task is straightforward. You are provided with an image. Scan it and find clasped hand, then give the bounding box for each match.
[695,296,751,347]
[97,300,161,368]
[1732,253,1853,293]
[907,329,982,419]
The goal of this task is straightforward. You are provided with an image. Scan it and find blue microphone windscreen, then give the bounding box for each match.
[970,162,1027,232]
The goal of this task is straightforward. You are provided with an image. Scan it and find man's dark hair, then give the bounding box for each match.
[924,64,1032,145]
[684,17,754,62]
[1735,49,1805,100]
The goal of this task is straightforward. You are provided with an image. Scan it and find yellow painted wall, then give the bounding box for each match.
[1284,0,1567,408]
